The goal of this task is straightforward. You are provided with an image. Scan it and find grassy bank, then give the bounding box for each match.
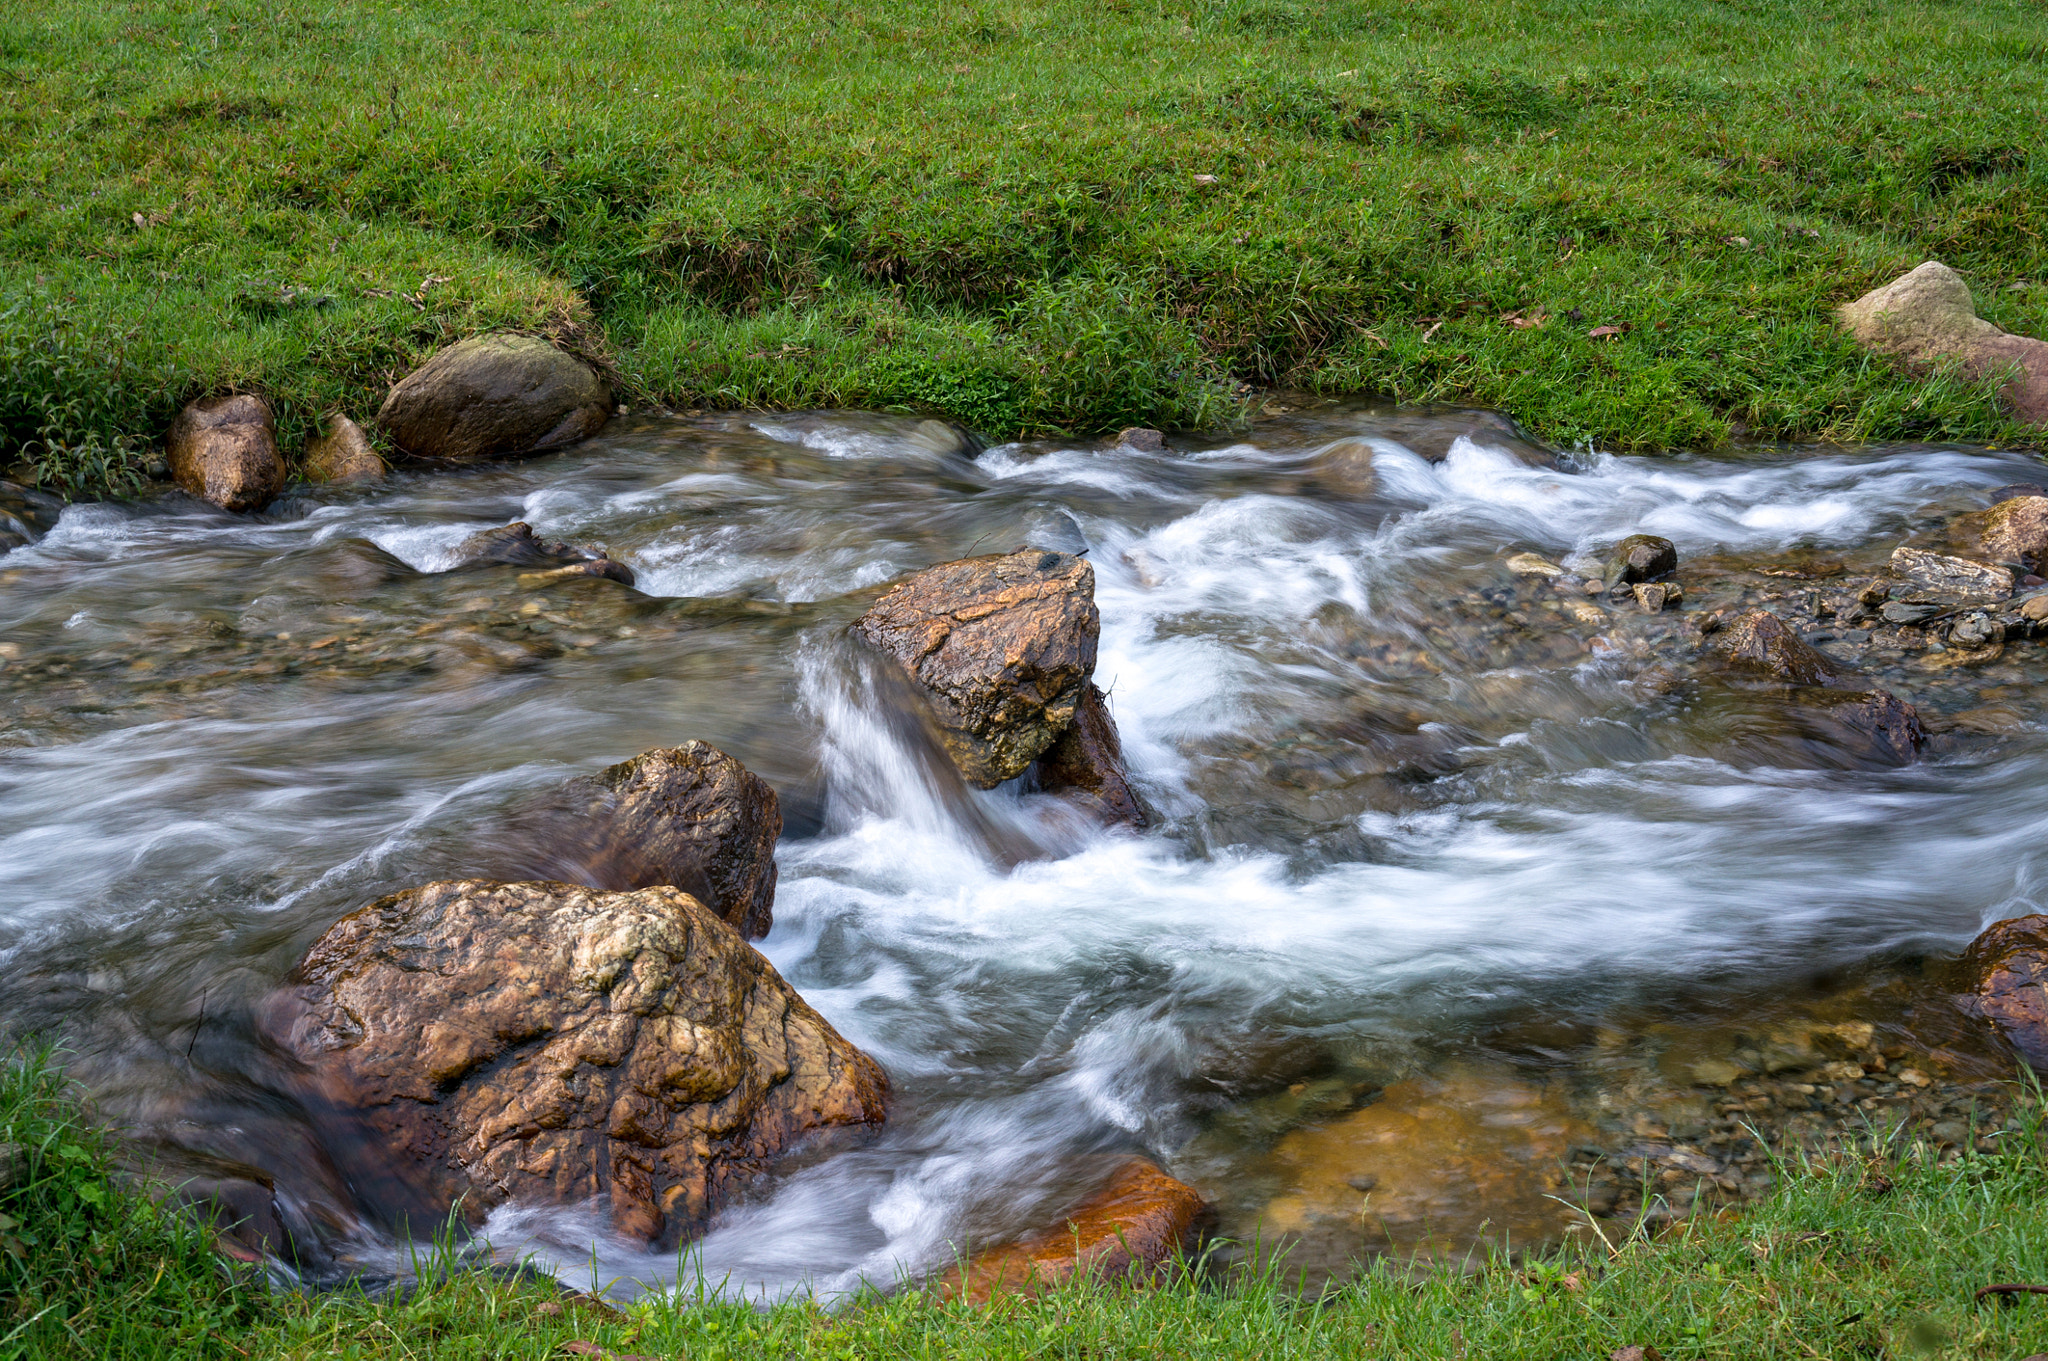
[6,1051,2048,1360]
[2,0,2048,494]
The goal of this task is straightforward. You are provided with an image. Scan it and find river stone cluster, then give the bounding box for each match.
[262,878,888,1246]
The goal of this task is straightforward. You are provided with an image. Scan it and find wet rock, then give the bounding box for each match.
[302,415,384,484]
[1788,687,1927,763]
[853,549,1099,787]
[934,1158,1206,1303]
[543,743,782,940]
[517,560,638,588]
[262,879,888,1245]
[1115,427,1168,454]
[1888,546,2013,607]
[1950,612,2003,649]
[1252,1068,1594,1264]
[1991,483,2048,505]
[1035,683,1146,829]
[1604,534,1678,589]
[1371,408,1558,468]
[167,1171,287,1261]
[376,334,612,462]
[0,480,62,555]
[1633,581,1682,613]
[167,394,285,512]
[1881,600,1942,625]
[2023,595,2048,624]
[1299,438,1377,498]
[1977,496,2048,573]
[1838,262,2048,423]
[446,521,610,574]
[1957,915,2048,1070]
[1719,610,1853,686]
[1506,552,1564,578]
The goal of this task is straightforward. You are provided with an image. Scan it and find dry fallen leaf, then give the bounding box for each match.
[1192,173,1219,185]
[1587,324,1624,339]
[1610,1347,1664,1361]
[1501,308,1547,330]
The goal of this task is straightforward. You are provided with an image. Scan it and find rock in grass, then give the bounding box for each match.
[167,394,284,512]
[545,743,782,940]
[261,879,888,1245]
[377,334,612,462]
[301,415,384,484]
[1602,534,1678,589]
[1838,261,2048,424]
[1958,914,2048,1071]
[1977,496,2048,573]
[1035,683,1145,829]
[853,549,1099,788]
[933,1158,1206,1303]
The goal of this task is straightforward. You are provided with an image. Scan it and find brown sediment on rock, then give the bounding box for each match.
[932,1158,1207,1303]
[1035,683,1146,829]
[168,394,285,512]
[260,879,887,1245]
[852,548,1100,787]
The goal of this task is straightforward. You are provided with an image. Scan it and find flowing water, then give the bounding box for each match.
[0,404,2042,1299]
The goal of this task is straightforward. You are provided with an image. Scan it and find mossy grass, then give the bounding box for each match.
[4,0,2048,494]
[6,1043,2048,1358]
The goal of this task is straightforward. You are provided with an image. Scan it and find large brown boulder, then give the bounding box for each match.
[1036,684,1145,829]
[261,879,887,1245]
[1838,262,2048,423]
[853,549,1100,787]
[933,1158,1206,1303]
[377,335,612,462]
[1958,914,2048,1071]
[543,743,781,940]
[167,394,285,512]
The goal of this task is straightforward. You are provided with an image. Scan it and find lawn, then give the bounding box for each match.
[2,0,2047,495]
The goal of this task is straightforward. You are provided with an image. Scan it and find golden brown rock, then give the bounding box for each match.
[302,415,385,484]
[377,334,612,461]
[545,743,782,940]
[933,1158,1206,1303]
[853,549,1099,787]
[1958,914,2048,1070]
[167,394,284,512]
[261,879,887,1245]
[1252,1068,1593,1265]
[1978,496,2048,573]
[1035,683,1145,829]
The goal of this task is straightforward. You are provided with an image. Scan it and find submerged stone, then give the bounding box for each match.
[1958,914,2048,1071]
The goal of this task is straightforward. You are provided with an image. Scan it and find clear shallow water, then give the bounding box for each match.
[0,405,2043,1298]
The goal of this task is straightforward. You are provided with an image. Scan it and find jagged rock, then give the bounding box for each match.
[933,1158,1206,1303]
[1977,496,2048,573]
[1604,534,1678,589]
[1115,427,1168,453]
[302,415,384,484]
[377,334,612,462]
[445,521,623,578]
[1888,545,2013,607]
[1958,914,2048,1070]
[853,549,1099,787]
[1035,684,1145,829]
[538,743,782,940]
[1719,610,1852,686]
[1633,581,1681,613]
[167,394,285,512]
[1838,261,2048,423]
[261,879,887,1245]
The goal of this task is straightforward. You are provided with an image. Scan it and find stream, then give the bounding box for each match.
[0,402,2042,1299]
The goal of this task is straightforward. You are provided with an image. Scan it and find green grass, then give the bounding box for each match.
[3,0,2047,492]
[7,1045,2048,1359]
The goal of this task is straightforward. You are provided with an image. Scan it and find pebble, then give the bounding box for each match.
[1507,553,1565,577]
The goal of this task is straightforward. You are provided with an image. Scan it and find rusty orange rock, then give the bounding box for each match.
[853,549,1099,787]
[261,879,887,1245]
[933,1158,1206,1303]
[1958,914,2048,1071]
